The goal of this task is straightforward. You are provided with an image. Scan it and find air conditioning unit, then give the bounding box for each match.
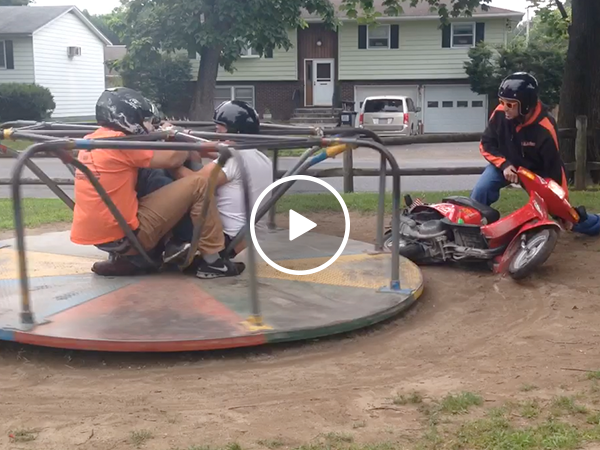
[67,46,81,57]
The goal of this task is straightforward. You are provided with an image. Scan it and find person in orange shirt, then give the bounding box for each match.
[70,87,245,279]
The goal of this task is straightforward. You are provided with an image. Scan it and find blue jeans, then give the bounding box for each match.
[470,164,510,206]
[136,168,194,242]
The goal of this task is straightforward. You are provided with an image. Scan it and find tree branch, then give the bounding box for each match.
[555,0,569,20]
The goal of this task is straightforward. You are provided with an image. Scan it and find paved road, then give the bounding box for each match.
[0,142,485,198]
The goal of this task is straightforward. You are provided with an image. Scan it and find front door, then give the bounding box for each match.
[312,59,334,106]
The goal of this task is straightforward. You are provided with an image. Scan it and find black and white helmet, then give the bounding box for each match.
[95,87,154,134]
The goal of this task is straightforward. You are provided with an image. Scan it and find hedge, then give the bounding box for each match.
[0,83,55,122]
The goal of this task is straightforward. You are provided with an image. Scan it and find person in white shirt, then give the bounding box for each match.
[164,100,273,275]
[212,147,273,255]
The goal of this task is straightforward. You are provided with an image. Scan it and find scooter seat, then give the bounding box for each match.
[442,196,501,224]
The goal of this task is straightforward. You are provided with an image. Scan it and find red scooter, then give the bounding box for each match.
[384,167,583,279]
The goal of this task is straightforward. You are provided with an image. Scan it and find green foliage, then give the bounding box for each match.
[122,0,338,74]
[0,83,55,122]
[465,40,566,108]
[114,51,192,118]
[465,1,570,108]
[81,9,123,45]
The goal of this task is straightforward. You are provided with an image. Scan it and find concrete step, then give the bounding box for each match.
[289,117,339,125]
[292,112,339,119]
[294,107,342,115]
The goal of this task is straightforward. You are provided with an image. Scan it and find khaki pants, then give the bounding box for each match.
[134,174,224,256]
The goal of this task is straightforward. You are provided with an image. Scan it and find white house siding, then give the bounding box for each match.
[338,19,506,80]
[190,29,298,81]
[0,36,35,84]
[33,11,106,118]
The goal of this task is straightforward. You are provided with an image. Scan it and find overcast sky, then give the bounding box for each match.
[30,0,532,18]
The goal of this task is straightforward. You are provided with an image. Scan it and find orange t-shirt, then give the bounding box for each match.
[70,128,155,245]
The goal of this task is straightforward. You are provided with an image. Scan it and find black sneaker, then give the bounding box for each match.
[196,257,246,279]
[163,240,191,264]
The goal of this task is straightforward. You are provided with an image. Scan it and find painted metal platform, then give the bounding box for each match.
[0,229,424,352]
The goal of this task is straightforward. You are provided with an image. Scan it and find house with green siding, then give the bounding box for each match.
[191,0,523,133]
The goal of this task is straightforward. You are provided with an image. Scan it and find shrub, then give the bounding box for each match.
[0,83,55,122]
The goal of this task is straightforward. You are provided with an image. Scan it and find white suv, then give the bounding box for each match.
[357,95,420,135]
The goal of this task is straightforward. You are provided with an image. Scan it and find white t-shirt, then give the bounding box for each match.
[214,150,273,237]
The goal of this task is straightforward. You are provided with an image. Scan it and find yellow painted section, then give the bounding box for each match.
[257,253,423,292]
[0,249,95,280]
[240,315,274,332]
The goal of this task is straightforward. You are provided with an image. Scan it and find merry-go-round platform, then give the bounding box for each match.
[0,228,424,352]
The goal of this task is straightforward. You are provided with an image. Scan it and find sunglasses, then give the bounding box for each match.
[499,98,519,109]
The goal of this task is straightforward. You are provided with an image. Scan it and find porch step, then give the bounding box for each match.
[289,117,339,125]
[292,112,338,119]
[294,107,342,115]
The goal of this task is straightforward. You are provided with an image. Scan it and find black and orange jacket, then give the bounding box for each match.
[480,101,568,190]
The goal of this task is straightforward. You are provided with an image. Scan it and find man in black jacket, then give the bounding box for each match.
[470,72,568,206]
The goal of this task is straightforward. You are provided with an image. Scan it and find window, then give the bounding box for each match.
[364,98,404,113]
[427,101,439,108]
[442,101,453,108]
[472,100,484,107]
[452,23,475,48]
[240,43,260,58]
[213,86,255,109]
[367,25,390,49]
[0,41,5,69]
[457,101,468,108]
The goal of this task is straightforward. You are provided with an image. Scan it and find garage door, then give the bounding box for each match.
[424,85,487,133]
[354,85,419,111]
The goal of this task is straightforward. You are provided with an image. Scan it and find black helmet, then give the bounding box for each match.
[213,100,260,134]
[96,87,154,134]
[498,72,539,116]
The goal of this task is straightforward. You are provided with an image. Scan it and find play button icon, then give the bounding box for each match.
[289,210,317,241]
[250,175,350,276]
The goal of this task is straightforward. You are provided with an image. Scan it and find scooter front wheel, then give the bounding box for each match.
[383,232,424,261]
[508,227,559,280]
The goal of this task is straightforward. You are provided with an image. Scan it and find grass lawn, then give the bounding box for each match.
[121,384,600,450]
[2,188,600,232]
[0,139,36,152]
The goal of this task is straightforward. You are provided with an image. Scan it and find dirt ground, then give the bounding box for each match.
[2,212,600,450]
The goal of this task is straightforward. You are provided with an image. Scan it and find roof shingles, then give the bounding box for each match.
[302,0,522,19]
[0,6,74,35]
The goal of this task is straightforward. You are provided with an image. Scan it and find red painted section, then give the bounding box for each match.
[13,332,266,352]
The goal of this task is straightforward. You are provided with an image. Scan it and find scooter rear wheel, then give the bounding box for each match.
[508,227,559,280]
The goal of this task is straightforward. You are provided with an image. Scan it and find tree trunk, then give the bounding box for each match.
[557,0,600,181]
[189,46,221,120]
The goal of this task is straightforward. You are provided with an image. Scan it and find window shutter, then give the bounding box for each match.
[390,24,399,49]
[475,22,485,43]
[358,25,367,49]
[5,40,14,69]
[265,47,273,58]
[441,24,451,48]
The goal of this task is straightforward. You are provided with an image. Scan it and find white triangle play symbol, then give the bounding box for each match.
[289,209,317,241]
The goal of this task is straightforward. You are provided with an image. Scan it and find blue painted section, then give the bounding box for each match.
[73,139,93,149]
[0,329,15,341]
[309,152,327,166]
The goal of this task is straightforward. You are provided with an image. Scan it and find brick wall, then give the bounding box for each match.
[254,81,302,121]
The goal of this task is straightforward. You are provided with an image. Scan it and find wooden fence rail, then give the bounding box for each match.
[0,116,595,191]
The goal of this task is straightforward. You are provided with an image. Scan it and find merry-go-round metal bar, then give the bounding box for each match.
[10,137,263,326]
[9,130,406,327]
